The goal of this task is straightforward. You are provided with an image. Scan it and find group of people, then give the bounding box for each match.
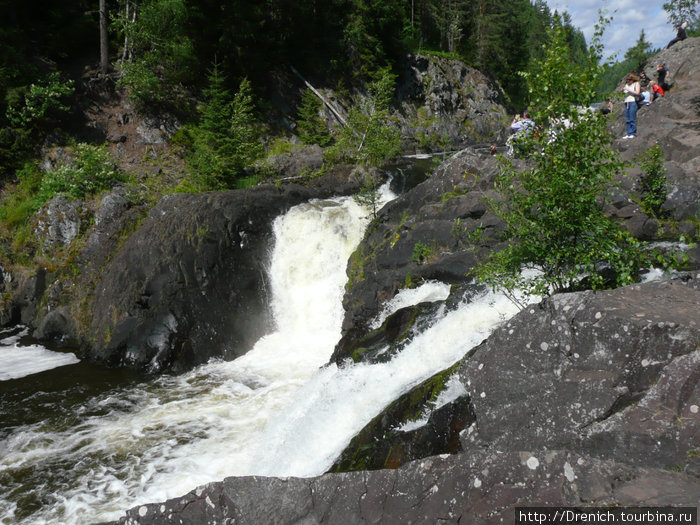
[621,20,691,139]
[621,62,671,139]
[505,22,689,151]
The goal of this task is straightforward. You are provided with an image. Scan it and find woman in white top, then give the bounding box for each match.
[621,73,641,139]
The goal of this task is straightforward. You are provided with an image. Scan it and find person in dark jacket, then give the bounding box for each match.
[667,21,687,48]
[657,63,671,91]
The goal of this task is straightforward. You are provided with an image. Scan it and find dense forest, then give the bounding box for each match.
[0,0,591,180]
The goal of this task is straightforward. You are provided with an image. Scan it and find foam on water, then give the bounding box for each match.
[370,280,452,329]
[0,329,79,381]
[243,285,532,477]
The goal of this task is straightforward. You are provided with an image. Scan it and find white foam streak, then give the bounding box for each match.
[371,281,452,329]
[0,329,79,381]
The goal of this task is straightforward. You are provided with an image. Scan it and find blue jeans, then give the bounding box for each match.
[625,102,637,136]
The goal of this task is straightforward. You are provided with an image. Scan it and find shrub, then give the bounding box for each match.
[638,144,668,218]
[38,143,124,201]
[5,72,74,131]
[412,241,435,264]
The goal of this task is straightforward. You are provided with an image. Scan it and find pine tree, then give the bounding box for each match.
[296,89,332,147]
[624,30,655,71]
[187,71,262,190]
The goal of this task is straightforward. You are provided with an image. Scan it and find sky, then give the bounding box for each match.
[544,0,675,60]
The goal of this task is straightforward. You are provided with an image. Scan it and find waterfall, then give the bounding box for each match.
[0,186,529,525]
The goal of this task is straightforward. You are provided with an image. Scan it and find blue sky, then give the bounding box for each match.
[545,0,675,60]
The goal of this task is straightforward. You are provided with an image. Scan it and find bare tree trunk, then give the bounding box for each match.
[99,0,110,74]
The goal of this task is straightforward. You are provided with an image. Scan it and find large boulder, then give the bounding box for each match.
[459,276,700,471]
[86,185,321,372]
[397,53,510,151]
[335,148,521,360]
[106,450,699,525]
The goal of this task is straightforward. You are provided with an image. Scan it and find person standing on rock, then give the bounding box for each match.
[621,73,641,139]
[667,21,688,48]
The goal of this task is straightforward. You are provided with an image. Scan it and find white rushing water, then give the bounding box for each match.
[0,186,532,525]
[0,328,79,381]
[370,280,452,329]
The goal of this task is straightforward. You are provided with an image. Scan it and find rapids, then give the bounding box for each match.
[0,180,530,524]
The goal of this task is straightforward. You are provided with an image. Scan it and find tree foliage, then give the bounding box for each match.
[624,30,655,72]
[114,0,196,109]
[183,69,263,190]
[326,68,401,168]
[296,90,332,147]
[663,0,699,26]
[475,17,645,301]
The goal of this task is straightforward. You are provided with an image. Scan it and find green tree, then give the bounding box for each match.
[475,17,645,301]
[663,0,698,26]
[624,30,655,71]
[185,71,263,190]
[327,68,401,168]
[115,0,196,108]
[296,89,332,147]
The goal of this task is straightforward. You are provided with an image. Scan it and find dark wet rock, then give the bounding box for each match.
[33,306,77,343]
[330,362,474,472]
[14,267,48,325]
[86,185,322,372]
[334,302,441,365]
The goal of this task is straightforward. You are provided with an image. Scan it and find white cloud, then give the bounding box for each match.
[545,0,674,59]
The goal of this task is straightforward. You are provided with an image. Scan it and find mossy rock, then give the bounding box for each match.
[329,362,474,472]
